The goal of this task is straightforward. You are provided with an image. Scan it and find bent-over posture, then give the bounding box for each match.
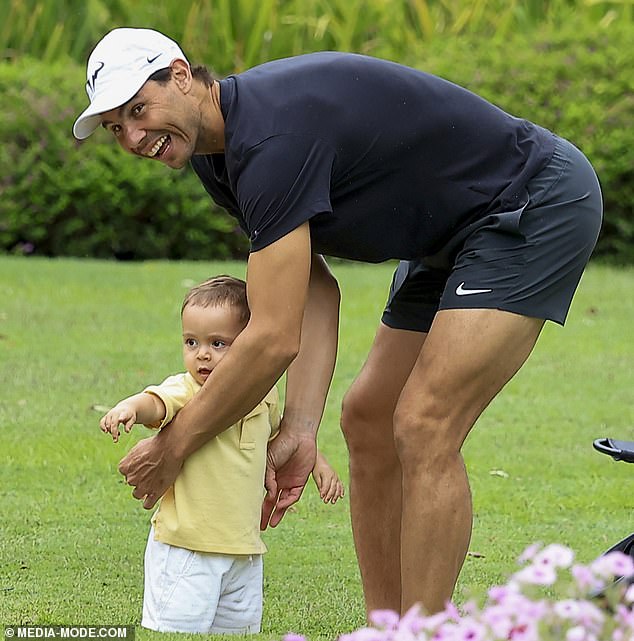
[76,28,603,615]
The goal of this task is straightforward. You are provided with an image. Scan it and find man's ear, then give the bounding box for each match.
[171,59,193,94]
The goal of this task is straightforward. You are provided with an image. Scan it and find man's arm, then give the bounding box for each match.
[118,223,313,508]
[261,253,341,527]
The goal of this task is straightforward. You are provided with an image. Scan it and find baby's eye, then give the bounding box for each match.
[212,340,226,348]
[185,338,198,348]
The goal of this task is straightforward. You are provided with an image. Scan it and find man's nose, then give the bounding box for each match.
[122,123,146,151]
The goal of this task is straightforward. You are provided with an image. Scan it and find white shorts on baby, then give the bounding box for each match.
[141,527,263,634]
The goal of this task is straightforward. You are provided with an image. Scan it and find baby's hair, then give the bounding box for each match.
[181,275,250,325]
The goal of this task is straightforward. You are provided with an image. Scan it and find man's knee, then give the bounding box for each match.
[340,383,394,456]
[340,385,371,443]
[392,398,460,469]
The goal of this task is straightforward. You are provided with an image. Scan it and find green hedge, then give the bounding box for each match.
[1,17,632,262]
[0,60,247,260]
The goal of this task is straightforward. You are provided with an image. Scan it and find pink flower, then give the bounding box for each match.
[295,543,634,641]
[430,622,455,640]
[534,544,575,569]
[565,626,584,641]
[565,625,595,641]
[393,630,425,641]
[614,603,634,629]
[444,601,462,621]
[398,604,426,634]
[554,599,582,620]
[421,609,453,632]
[591,552,634,580]
[369,609,400,630]
[520,599,549,620]
[551,598,604,635]
[508,620,539,641]
[575,600,605,631]
[518,543,543,565]
[480,603,513,638]
[454,617,486,641]
[572,564,596,590]
[513,562,558,586]
[338,627,385,641]
[487,583,521,604]
[461,600,480,617]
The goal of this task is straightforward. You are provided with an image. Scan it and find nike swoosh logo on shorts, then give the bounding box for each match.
[455,282,493,296]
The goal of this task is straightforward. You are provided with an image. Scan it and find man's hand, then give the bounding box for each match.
[261,430,317,529]
[118,430,183,509]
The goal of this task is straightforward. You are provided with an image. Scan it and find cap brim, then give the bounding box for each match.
[72,74,152,140]
[73,109,105,140]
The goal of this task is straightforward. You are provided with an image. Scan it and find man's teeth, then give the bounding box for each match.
[148,135,167,157]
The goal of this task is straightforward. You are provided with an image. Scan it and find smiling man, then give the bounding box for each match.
[74,28,603,615]
[75,32,223,166]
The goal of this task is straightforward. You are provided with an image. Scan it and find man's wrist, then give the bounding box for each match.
[279,422,319,443]
[279,409,320,438]
[154,418,187,462]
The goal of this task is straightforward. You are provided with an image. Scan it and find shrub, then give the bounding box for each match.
[415,17,634,263]
[0,58,247,260]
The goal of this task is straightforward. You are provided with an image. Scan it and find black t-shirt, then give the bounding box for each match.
[191,52,555,263]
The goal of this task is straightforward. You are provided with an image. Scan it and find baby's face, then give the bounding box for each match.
[181,303,246,385]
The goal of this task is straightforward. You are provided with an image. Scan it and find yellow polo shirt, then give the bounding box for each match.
[143,373,280,555]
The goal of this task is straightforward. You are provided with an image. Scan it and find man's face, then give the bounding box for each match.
[100,72,199,169]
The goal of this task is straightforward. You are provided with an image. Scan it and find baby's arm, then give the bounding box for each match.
[100,392,166,443]
[311,450,345,504]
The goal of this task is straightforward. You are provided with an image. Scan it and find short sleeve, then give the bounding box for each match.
[235,134,336,251]
[143,373,200,429]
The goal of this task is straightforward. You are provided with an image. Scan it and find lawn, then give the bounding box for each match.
[1,256,633,640]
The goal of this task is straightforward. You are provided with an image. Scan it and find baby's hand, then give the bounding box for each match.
[100,404,136,443]
[312,453,345,504]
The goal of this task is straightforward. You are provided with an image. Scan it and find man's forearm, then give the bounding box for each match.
[159,224,315,461]
[161,327,296,460]
[282,254,340,438]
[259,256,339,529]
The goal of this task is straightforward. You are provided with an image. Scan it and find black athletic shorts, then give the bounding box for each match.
[382,136,603,332]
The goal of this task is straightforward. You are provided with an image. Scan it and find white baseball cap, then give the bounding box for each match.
[73,27,189,140]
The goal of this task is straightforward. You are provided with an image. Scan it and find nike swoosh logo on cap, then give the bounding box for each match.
[455,282,493,296]
[147,53,162,64]
[86,61,105,94]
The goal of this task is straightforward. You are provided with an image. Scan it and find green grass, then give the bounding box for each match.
[1,256,633,639]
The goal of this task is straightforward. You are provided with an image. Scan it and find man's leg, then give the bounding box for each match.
[394,308,544,613]
[341,323,427,614]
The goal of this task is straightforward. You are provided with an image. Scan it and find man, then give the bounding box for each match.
[73,28,602,615]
